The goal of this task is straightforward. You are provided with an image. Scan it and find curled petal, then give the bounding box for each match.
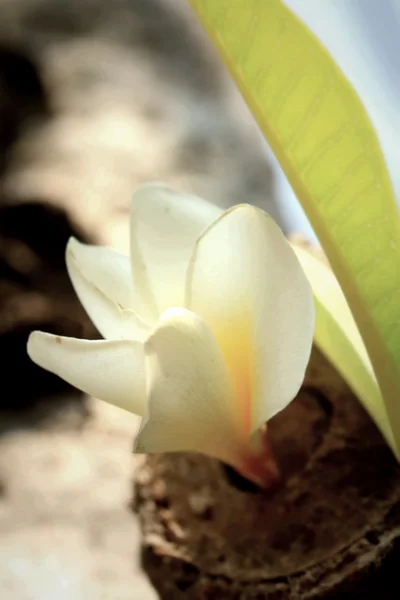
[186,204,315,434]
[67,238,151,341]
[27,332,147,416]
[130,183,221,322]
[134,308,244,467]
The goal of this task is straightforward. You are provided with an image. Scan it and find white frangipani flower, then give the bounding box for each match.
[27,183,315,487]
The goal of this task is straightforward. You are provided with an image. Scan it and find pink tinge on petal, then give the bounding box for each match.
[236,427,281,489]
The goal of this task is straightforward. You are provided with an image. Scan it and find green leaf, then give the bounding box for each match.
[293,245,396,455]
[187,0,400,453]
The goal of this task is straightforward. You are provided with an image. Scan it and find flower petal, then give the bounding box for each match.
[134,308,244,467]
[130,183,222,321]
[185,205,315,434]
[27,332,147,415]
[67,238,151,341]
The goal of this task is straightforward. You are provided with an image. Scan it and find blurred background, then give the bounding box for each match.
[0,0,398,597]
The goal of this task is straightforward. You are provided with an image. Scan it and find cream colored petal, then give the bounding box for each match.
[186,204,315,435]
[292,244,395,451]
[27,332,146,416]
[130,183,222,321]
[67,238,151,341]
[134,308,244,467]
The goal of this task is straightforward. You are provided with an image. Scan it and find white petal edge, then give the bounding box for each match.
[27,332,147,416]
[67,238,151,341]
[185,204,315,434]
[134,307,244,467]
[129,183,222,321]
